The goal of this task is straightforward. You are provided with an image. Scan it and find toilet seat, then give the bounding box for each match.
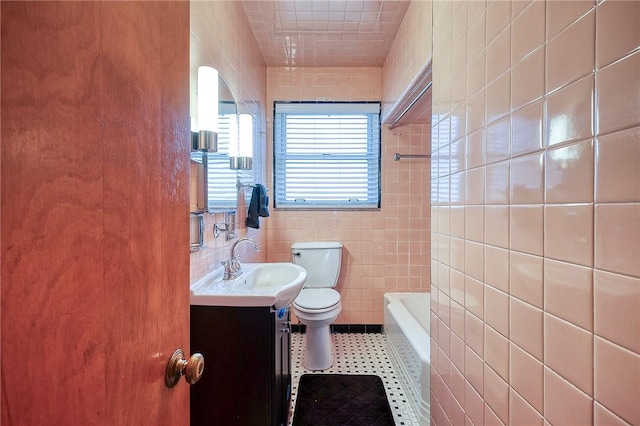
[293,288,341,313]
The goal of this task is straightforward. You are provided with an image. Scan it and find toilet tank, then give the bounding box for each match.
[291,241,343,288]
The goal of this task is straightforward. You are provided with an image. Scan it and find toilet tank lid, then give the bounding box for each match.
[291,241,343,250]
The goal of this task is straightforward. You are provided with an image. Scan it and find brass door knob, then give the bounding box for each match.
[165,348,204,388]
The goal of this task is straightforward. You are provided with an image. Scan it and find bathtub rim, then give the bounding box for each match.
[384,291,431,426]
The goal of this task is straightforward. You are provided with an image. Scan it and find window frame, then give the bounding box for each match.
[273,101,381,210]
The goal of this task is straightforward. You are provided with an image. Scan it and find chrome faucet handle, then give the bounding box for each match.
[223,238,259,281]
[221,258,235,279]
[221,255,244,280]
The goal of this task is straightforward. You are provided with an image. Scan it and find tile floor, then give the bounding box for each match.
[289,332,420,426]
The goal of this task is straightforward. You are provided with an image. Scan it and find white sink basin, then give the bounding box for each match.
[190,263,307,309]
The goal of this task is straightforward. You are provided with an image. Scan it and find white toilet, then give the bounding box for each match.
[291,241,343,370]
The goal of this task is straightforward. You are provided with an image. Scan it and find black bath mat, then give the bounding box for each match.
[292,374,395,426]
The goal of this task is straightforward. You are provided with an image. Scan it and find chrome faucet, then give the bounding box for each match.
[221,238,260,280]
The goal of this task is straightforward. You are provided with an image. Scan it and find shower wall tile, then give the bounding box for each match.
[484,205,509,249]
[467,89,486,133]
[509,388,543,425]
[465,276,484,319]
[485,116,511,164]
[450,205,466,239]
[511,0,533,20]
[544,204,593,267]
[509,251,543,308]
[511,99,544,157]
[545,9,595,93]
[439,319,452,355]
[511,47,545,111]
[451,104,467,142]
[449,389,466,426]
[464,240,485,281]
[546,0,594,40]
[596,50,640,135]
[510,343,544,413]
[484,404,504,425]
[510,297,543,361]
[465,311,484,357]
[594,337,640,425]
[450,237,466,272]
[467,53,487,98]
[484,285,509,338]
[511,1,545,64]
[430,0,638,424]
[596,0,640,69]
[486,0,511,44]
[486,74,511,126]
[595,203,640,278]
[467,1,486,33]
[382,1,432,110]
[450,301,465,342]
[465,380,485,426]
[545,139,594,203]
[484,363,510,424]
[594,402,630,426]
[486,28,511,85]
[510,205,544,255]
[510,152,544,204]
[485,161,510,205]
[466,129,486,169]
[594,270,640,354]
[484,246,509,292]
[465,205,484,243]
[484,324,509,380]
[544,259,593,331]
[544,367,593,425]
[466,345,485,397]
[466,167,485,205]
[544,313,593,395]
[546,75,594,146]
[595,127,640,203]
[452,36,467,80]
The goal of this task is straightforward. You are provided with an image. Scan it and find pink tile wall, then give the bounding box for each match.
[430,0,640,425]
[265,67,431,324]
[382,0,433,114]
[190,1,268,283]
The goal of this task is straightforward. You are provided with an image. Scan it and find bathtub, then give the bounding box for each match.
[384,292,430,426]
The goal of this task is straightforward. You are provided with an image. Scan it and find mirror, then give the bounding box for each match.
[191,78,239,213]
[189,73,256,248]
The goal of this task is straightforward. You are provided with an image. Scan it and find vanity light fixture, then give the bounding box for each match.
[230,113,253,170]
[196,66,219,152]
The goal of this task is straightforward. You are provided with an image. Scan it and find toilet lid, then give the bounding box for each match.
[294,288,340,310]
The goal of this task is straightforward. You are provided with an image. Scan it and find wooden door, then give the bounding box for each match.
[1,2,191,424]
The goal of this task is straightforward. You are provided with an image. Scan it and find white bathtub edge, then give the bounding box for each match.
[384,292,431,426]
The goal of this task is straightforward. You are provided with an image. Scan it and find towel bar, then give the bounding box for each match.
[393,153,431,161]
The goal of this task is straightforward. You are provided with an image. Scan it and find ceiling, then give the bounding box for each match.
[241,0,411,67]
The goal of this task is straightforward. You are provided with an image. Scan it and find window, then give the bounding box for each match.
[273,102,381,209]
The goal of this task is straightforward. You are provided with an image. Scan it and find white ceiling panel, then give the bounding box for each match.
[241,0,411,67]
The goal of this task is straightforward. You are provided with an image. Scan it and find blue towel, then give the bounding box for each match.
[246,184,269,229]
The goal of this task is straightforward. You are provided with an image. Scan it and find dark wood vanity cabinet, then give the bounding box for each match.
[190,305,291,426]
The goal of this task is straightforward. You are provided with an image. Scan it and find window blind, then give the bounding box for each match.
[274,102,381,209]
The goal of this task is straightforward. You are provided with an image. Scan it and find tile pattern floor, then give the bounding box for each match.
[289,332,420,426]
